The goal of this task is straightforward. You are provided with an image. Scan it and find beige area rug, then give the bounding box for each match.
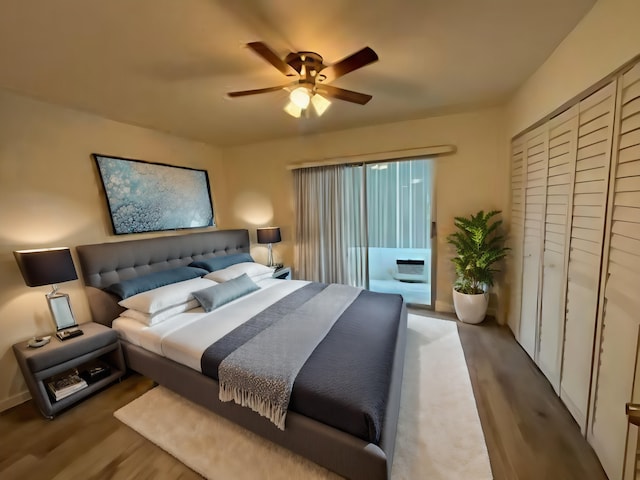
[114,314,493,479]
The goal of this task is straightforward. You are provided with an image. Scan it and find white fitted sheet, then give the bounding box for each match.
[113,278,308,372]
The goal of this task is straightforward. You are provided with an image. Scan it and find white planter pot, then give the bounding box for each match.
[452,288,489,324]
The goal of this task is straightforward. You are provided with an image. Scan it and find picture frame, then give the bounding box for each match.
[93,154,215,235]
[47,293,77,331]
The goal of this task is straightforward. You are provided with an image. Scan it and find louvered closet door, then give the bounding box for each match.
[588,65,640,480]
[508,138,526,335]
[560,81,616,432]
[519,127,548,359]
[537,106,578,392]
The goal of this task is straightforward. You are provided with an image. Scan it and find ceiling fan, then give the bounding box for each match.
[227,42,379,118]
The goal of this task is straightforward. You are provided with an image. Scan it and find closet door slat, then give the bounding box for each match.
[548,173,571,186]
[573,180,606,194]
[579,113,611,136]
[573,205,602,218]
[622,83,640,106]
[613,205,640,222]
[618,143,640,163]
[617,160,640,180]
[620,111,640,134]
[546,214,566,226]
[576,168,606,182]
[619,129,640,149]
[622,97,640,119]
[549,151,571,167]
[615,176,640,191]
[576,154,607,170]
[577,128,611,149]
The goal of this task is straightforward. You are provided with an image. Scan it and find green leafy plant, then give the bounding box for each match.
[447,210,509,295]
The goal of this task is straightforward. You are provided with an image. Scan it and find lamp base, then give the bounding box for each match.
[267,243,274,267]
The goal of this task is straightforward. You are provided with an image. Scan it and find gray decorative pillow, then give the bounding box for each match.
[106,266,208,299]
[189,253,254,272]
[192,273,259,312]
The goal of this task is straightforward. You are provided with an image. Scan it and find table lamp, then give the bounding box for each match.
[14,247,83,343]
[257,227,281,267]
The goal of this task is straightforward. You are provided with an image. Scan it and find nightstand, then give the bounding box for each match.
[273,266,292,280]
[12,322,125,419]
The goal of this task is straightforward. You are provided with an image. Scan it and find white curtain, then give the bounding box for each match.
[293,165,367,286]
[344,165,368,287]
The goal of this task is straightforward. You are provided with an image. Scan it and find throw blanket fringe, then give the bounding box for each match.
[219,383,287,429]
[218,284,362,429]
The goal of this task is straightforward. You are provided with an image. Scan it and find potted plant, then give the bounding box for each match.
[446,210,509,324]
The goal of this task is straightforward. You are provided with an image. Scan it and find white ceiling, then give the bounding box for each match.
[0,0,595,147]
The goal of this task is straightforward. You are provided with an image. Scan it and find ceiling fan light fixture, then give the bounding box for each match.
[290,86,311,109]
[228,43,379,118]
[284,101,302,118]
[311,93,331,116]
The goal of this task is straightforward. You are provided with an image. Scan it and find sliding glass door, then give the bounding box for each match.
[293,157,434,306]
[366,159,434,307]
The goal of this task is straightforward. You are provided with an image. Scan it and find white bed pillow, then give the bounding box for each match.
[251,271,277,283]
[120,299,200,326]
[118,277,216,314]
[204,262,273,283]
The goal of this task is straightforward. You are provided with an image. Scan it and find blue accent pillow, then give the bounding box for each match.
[106,266,208,299]
[189,253,254,272]
[192,273,259,312]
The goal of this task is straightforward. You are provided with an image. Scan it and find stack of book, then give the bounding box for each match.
[46,370,88,401]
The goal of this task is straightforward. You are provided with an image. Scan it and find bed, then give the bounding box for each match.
[76,229,407,480]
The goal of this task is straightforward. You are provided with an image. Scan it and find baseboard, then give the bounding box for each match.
[435,300,455,313]
[0,390,31,413]
[560,388,586,433]
[435,301,497,318]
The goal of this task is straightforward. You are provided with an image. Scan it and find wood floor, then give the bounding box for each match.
[0,313,608,480]
[450,314,607,480]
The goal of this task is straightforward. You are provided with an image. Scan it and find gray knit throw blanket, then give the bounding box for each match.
[218,284,362,429]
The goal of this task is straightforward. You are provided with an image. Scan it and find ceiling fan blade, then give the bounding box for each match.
[227,85,289,97]
[316,84,372,105]
[247,42,298,77]
[319,47,378,83]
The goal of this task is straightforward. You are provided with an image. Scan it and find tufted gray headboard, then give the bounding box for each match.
[76,229,250,326]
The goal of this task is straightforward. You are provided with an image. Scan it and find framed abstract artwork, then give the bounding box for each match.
[93,154,215,235]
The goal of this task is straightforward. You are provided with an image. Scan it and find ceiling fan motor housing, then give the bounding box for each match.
[285,51,326,82]
[227,42,377,106]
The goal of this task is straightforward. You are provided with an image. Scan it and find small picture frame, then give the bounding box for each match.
[47,293,77,331]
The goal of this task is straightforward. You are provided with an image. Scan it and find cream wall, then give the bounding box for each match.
[221,107,508,319]
[0,89,226,411]
[508,0,640,136]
